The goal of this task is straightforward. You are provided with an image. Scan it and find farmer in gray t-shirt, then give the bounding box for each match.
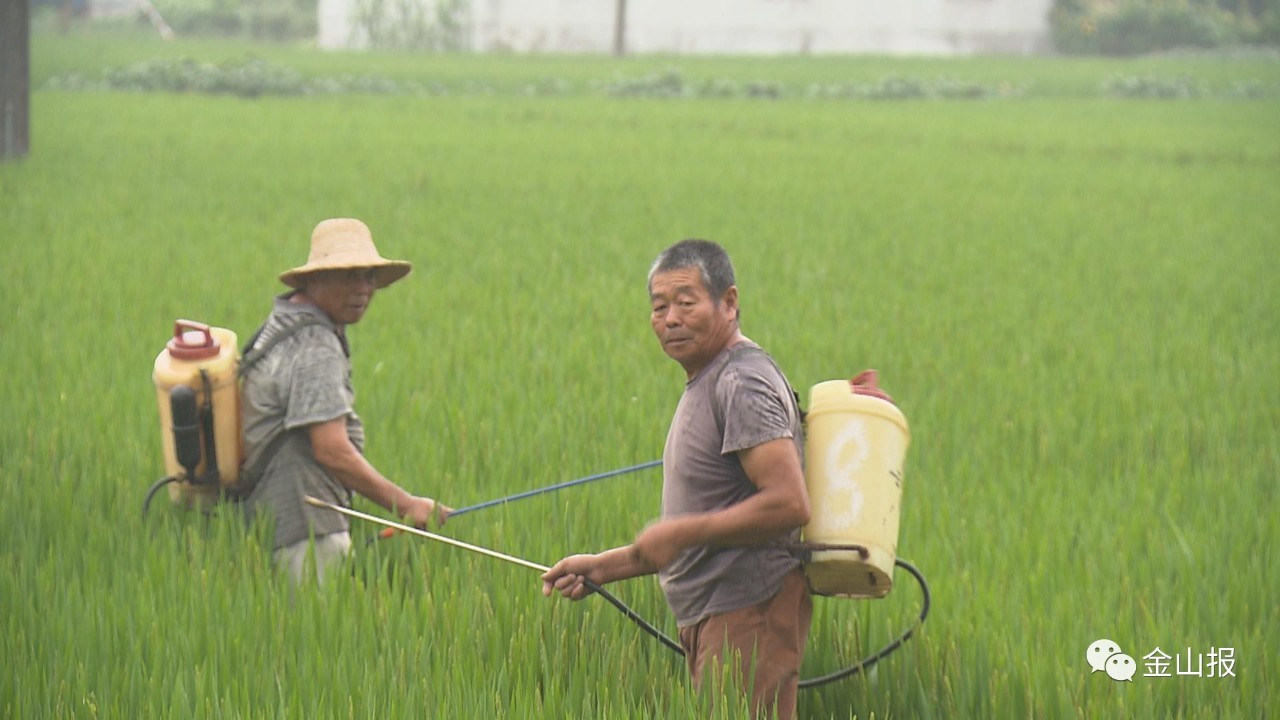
[542,239,812,720]
[241,218,450,585]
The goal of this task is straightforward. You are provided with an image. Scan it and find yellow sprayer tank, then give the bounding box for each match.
[802,371,910,598]
[153,320,241,509]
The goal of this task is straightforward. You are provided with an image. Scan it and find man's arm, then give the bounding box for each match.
[632,437,809,569]
[541,544,658,600]
[308,418,446,527]
[544,437,809,601]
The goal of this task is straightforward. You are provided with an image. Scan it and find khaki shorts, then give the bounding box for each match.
[273,531,352,586]
[678,568,812,720]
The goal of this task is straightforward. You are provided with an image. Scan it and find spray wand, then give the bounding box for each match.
[307,495,685,655]
[306,488,931,689]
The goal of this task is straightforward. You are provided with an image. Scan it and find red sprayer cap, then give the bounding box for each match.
[850,369,895,404]
[166,319,221,361]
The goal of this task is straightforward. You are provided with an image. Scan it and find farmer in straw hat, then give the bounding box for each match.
[241,218,450,584]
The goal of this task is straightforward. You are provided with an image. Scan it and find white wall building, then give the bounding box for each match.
[320,0,1056,56]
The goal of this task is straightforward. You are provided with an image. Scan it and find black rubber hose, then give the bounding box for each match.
[585,579,686,655]
[798,558,931,688]
[142,476,179,519]
[586,558,930,689]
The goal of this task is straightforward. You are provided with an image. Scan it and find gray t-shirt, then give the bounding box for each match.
[658,341,805,628]
[241,294,365,550]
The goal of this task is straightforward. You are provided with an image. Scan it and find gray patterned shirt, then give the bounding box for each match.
[241,294,365,550]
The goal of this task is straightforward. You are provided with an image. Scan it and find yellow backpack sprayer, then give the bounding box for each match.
[307,365,929,687]
[801,369,910,599]
[149,320,242,510]
[144,317,323,515]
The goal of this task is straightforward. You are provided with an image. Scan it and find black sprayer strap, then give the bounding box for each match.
[195,368,219,482]
[238,316,328,378]
[233,430,292,497]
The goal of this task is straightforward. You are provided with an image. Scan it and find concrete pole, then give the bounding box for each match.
[2,0,31,161]
[613,0,627,56]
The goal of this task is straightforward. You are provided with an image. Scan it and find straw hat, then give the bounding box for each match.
[279,218,412,289]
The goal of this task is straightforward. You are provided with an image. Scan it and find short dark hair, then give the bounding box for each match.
[647,239,736,300]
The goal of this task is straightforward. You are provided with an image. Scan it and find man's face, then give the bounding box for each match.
[649,267,738,378]
[304,268,377,326]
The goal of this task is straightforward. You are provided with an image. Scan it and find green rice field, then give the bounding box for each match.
[2,29,1278,718]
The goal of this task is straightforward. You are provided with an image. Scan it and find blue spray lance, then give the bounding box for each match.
[316,457,930,689]
[452,459,664,516]
[372,459,663,540]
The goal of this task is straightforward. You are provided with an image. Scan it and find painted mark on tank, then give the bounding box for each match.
[823,419,868,531]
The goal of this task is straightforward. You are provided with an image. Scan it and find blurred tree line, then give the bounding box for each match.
[1051,0,1280,53]
[34,0,318,41]
[31,0,470,47]
[153,0,318,40]
[352,0,468,50]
